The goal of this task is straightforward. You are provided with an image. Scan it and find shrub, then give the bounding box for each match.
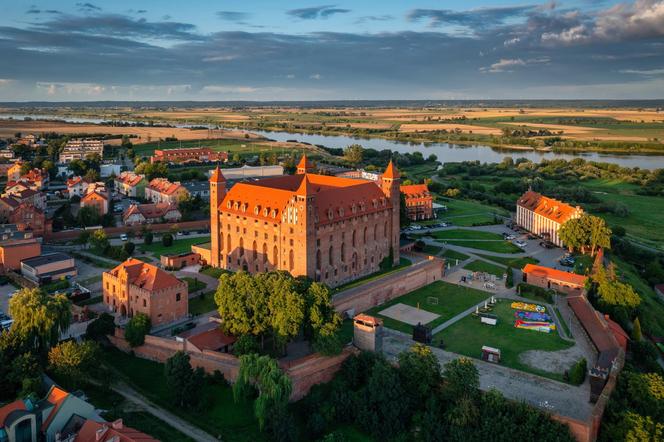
[233,335,259,356]
[414,240,426,251]
[85,312,116,341]
[123,242,135,255]
[162,233,174,247]
[144,231,153,245]
[569,358,587,385]
[124,313,151,347]
[505,267,514,288]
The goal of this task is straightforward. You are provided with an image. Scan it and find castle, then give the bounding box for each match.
[208,155,401,287]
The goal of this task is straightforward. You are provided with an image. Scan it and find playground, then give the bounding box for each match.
[433,299,575,381]
[365,281,490,334]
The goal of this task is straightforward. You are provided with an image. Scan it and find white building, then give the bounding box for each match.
[59,139,104,163]
[515,190,584,247]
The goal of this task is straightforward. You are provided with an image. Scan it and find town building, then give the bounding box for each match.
[0,149,15,159]
[0,224,37,241]
[59,138,104,163]
[207,155,401,287]
[114,171,147,198]
[122,203,182,226]
[400,184,434,221]
[21,168,49,190]
[0,386,101,442]
[80,183,109,216]
[7,162,23,182]
[4,189,46,210]
[0,238,41,273]
[16,134,37,146]
[515,190,584,247]
[145,178,189,205]
[65,176,89,199]
[522,264,587,295]
[9,204,48,237]
[0,197,19,221]
[100,163,122,178]
[206,164,284,181]
[183,181,210,201]
[21,252,77,284]
[151,147,228,164]
[161,251,201,270]
[103,258,188,326]
[71,419,158,442]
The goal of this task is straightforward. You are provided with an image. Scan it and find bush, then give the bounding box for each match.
[569,358,587,385]
[162,233,173,247]
[124,313,151,347]
[233,335,259,356]
[144,231,153,245]
[505,267,514,288]
[123,242,135,255]
[85,313,116,341]
[517,282,554,303]
[414,240,425,252]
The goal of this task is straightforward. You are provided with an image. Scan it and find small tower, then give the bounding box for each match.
[381,160,401,266]
[291,175,317,278]
[353,314,383,352]
[209,166,226,268]
[296,154,315,174]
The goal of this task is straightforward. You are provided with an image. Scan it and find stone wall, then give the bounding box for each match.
[45,219,210,242]
[332,256,445,314]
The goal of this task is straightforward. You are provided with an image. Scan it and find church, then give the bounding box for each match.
[208,155,401,287]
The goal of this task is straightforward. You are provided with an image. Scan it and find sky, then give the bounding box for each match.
[0,0,663,101]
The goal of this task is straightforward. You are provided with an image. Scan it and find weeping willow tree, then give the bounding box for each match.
[233,353,292,430]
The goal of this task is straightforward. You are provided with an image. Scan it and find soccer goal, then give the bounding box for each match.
[427,296,439,305]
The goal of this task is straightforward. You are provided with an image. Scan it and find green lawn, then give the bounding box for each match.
[189,292,217,315]
[573,254,594,275]
[444,239,522,254]
[182,276,206,292]
[440,249,470,262]
[365,281,491,334]
[426,228,505,241]
[463,260,507,277]
[435,301,574,381]
[141,236,211,256]
[333,257,411,293]
[420,244,443,255]
[553,307,572,339]
[200,266,228,279]
[474,253,539,269]
[101,348,262,441]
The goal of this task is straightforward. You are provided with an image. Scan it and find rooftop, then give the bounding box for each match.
[107,258,185,291]
[517,190,582,224]
[22,252,72,268]
[522,264,587,286]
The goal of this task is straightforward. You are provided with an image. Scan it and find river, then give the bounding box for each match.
[2,113,663,169]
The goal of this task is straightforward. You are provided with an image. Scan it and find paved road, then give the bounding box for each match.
[110,382,219,442]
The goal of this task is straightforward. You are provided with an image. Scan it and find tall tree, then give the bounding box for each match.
[559,214,611,256]
[9,289,71,354]
[343,144,364,166]
[397,344,441,406]
[48,340,98,388]
[164,351,205,407]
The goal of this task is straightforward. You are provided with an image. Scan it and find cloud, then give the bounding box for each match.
[480,57,551,73]
[26,7,61,15]
[0,79,12,87]
[310,73,322,80]
[36,81,106,96]
[201,85,257,94]
[287,5,350,20]
[619,67,664,75]
[407,5,536,29]
[355,15,394,24]
[217,11,250,22]
[76,3,101,12]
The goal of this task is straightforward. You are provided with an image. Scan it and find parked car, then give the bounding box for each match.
[120,234,128,241]
[514,240,527,248]
[539,241,554,249]
[527,234,538,240]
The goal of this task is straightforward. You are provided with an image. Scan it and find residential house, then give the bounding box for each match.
[151,147,227,164]
[22,169,49,190]
[7,162,23,182]
[65,176,89,199]
[183,181,210,201]
[80,183,109,216]
[400,184,434,221]
[100,163,122,178]
[59,139,104,163]
[21,252,77,284]
[8,189,46,211]
[522,264,587,295]
[122,203,181,226]
[0,197,19,221]
[114,171,147,198]
[103,258,188,326]
[9,204,47,237]
[145,178,189,205]
[516,190,584,247]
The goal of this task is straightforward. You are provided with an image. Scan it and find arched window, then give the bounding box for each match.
[273,246,278,267]
[219,233,224,250]
[373,225,377,241]
[352,230,356,247]
[352,252,358,270]
[289,249,295,271]
[384,221,389,238]
[262,243,268,262]
[239,237,244,256]
[363,226,367,243]
[341,243,346,263]
[316,250,321,270]
[226,234,231,253]
[329,246,333,266]
[252,240,257,260]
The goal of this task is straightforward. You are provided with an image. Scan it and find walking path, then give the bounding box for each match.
[110,382,219,442]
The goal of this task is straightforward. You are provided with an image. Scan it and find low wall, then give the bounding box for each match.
[46,220,210,242]
[109,328,352,400]
[332,256,445,314]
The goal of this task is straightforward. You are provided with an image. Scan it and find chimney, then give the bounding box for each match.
[111,419,123,430]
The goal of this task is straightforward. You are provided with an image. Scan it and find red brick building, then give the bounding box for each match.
[400,183,434,221]
[151,147,228,164]
[103,258,188,326]
[9,203,48,237]
[207,155,401,288]
[522,264,587,295]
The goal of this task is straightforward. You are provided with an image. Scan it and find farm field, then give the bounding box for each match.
[434,301,574,381]
[364,281,491,334]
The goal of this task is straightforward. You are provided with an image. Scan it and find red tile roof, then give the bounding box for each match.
[186,327,236,351]
[0,400,26,427]
[66,176,84,187]
[74,419,158,442]
[123,203,179,221]
[108,258,185,291]
[382,160,400,179]
[354,313,383,327]
[297,154,314,171]
[567,294,621,368]
[517,190,582,224]
[400,184,430,197]
[522,264,587,287]
[147,178,185,195]
[210,166,226,183]
[41,386,69,431]
[116,172,145,187]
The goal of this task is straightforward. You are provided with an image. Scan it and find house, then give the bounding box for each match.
[522,264,587,295]
[9,204,47,237]
[179,320,236,353]
[80,183,109,216]
[183,181,210,201]
[400,184,434,221]
[59,139,104,163]
[207,156,401,288]
[65,176,89,199]
[0,386,101,442]
[16,134,37,146]
[122,203,181,226]
[0,238,41,273]
[8,189,46,211]
[71,419,158,442]
[144,178,189,205]
[0,224,37,241]
[515,190,584,247]
[114,171,147,198]
[0,197,19,221]
[103,258,188,326]
[22,169,49,190]
[161,251,200,269]
[21,252,77,284]
[151,147,227,164]
[0,149,15,159]
[100,163,122,178]
[7,162,23,182]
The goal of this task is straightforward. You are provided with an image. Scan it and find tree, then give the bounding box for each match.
[124,313,151,347]
[215,271,270,337]
[164,351,205,407]
[48,340,98,388]
[268,282,305,352]
[89,228,109,251]
[77,206,101,227]
[442,357,479,400]
[632,317,642,341]
[68,159,88,176]
[76,230,91,248]
[84,168,100,183]
[595,266,641,308]
[9,289,71,354]
[559,214,611,256]
[144,231,153,245]
[505,266,514,288]
[233,335,259,356]
[568,358,587,385]
[85,312,116,341]
[123,241,135,256]
[233,354,292,430]
[397,344,441,406]
[343,144,364,166]
[162,233,174,247]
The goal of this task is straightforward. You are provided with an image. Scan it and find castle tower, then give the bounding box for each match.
[296,154,315,174]
[209,166,226,268]
[291,175,317,278]
[381,161,401,265]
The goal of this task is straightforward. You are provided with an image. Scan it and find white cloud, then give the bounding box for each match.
[310,73,322,80]
[201,85,257,94]
[503,37,521,46]
[480,57,551,73]
[202,54,238,62]
[619,67,664,75]
[36,82,106,96]
[0,79,12,87]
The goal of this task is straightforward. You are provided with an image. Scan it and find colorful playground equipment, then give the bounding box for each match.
[510,302,546,313]
[514,319,557,333]
[514,311,552,322]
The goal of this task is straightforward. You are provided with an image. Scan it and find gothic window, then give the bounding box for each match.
[226,234,231,253]
[341,243,346,263]
[239,237,244,256]
[252,240,257,260]
[263,243,268,262]
[273,246,278,266]
[352,230,356,247]
[328,246,333,266]
[289,249,295,271]
[316,250,321,270]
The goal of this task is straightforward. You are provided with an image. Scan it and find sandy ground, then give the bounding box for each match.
[327,122,394,129]
[519,343,587,374]
[398,123,501,135]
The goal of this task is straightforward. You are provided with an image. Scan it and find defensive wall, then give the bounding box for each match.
[45,220,210,242]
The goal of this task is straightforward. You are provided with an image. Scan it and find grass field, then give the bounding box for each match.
[444,239,523,253]
[101,348,263,441]
[474,253,539,269]
[437,198,509,227]
[189,292,217,315]
[440,249,470,262]
[425,228,505,241]
[435,301,574,381]
[420,244,443,255]
[333,257,411,293]
[463,260,507,277]
[182,276,206,292]
[141,236,211,256]
[200,266,228,279]
[365,281,491,333]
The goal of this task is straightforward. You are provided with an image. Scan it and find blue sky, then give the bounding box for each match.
[0,0,663,100]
